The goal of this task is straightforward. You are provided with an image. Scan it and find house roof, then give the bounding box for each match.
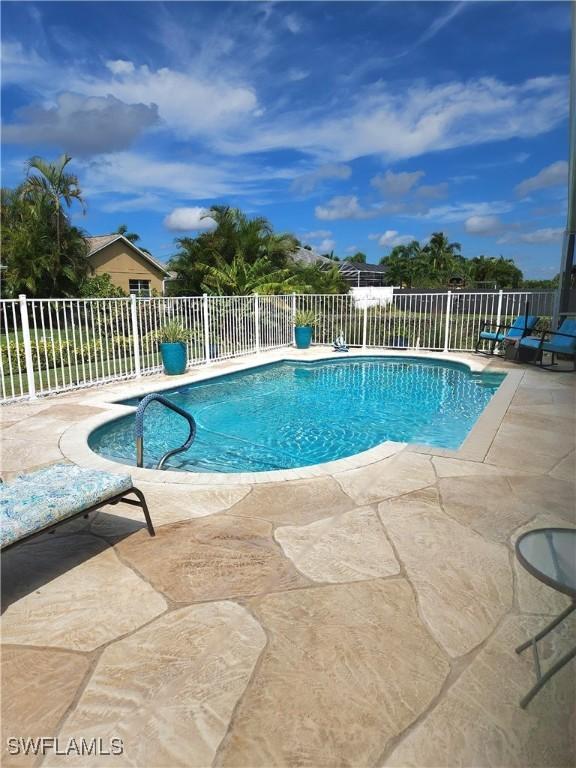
[290,247,387,275]
[85,234,171,277]
[291,246,337,268]
[342,261,388,274]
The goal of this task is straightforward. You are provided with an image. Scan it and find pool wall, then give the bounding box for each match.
[60,347,523,486]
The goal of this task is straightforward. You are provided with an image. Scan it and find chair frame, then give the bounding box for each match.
[519,328,576,371]
[474,320,532,355]
[1,486,155,552]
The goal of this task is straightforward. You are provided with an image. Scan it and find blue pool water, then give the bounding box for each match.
[89,357,505,473]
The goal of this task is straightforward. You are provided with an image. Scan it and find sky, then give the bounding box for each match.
[0,0,571,277]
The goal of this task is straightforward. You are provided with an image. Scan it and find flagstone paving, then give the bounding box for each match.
[1,355,575,767]
[274,506,400,583]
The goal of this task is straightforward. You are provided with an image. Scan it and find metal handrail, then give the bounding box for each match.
[134,393,196,470]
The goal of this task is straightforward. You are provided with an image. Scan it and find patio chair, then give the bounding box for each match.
[475,314,539,355]
[518,317,576,370]
[0,463,155,551]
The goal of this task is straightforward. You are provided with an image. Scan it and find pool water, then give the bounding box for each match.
[89,357,505,473]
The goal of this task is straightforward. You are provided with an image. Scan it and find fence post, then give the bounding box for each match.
[18,294,36,400]
[254,294,260,354]
[495,289,503,327]
[362,303,368,349]
[442,291,452,353]
[203,293,211,363]
[291,292,297,346]
[130,294,142,377]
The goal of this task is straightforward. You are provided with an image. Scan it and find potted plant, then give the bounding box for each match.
[157,320,191,375]
[294,310,318,349]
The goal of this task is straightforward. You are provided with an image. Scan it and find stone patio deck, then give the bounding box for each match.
[1,350,575,767]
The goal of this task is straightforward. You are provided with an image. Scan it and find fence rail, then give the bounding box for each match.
[0,290,556,402]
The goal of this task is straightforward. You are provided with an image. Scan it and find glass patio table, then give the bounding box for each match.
[515,528,576,708]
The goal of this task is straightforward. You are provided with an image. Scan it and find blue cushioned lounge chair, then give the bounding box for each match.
[518,317,576,370]
[475,314,539,355]
[0,464,155,551]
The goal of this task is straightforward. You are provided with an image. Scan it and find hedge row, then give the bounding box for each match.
[1,335,134,369]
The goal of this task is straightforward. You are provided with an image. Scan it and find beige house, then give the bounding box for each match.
[86,234,170,296]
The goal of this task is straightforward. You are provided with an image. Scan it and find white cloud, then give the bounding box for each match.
[346,245,358,254]
[515,161,568,197]
[80,152,254,200]
[399,2,467,58]
[377,230,416,247]
[450,174,478,183]
[4,41,568,169]
[284,13,303,34]
[422,200,514,223]
[416,183,449,200]
[302,229,332,240]
[216,76,568,163]
[3,92,158,155]
[464,215,505,235]
[106,59,135,76]
[287,69,310,82]
[164,207,217,232]
[1,41,48,87]
[369,169,449,215]
[292,163,352,195]
[100,194,166,213]
[500,227,564,244]
[78,62,259,140]
[316,238,336,253]
[371,170,424,198]
[315,195,376,221]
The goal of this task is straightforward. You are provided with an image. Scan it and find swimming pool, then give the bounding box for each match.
[89,357,505,473]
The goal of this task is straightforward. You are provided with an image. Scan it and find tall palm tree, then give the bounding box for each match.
[379,240,424,287]
[423,232,461,276]
[20,154,85,254]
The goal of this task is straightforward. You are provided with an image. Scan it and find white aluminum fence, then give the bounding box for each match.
[297,290,555,352]
[0,290,556,402]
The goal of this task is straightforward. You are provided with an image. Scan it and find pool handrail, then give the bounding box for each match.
[134,393,197,470]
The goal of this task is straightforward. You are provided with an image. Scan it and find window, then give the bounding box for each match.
[129,279,151,297]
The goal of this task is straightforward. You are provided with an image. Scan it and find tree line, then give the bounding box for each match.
[376,235,529,290]
[0,154,556,298]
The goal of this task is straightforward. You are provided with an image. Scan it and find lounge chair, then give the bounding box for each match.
[0,463,155,551]
[518,317,576,370]
[475,314,539,355]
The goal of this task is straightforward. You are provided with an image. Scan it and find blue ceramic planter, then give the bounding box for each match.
[294,326,313,349]
[160,342,187,375]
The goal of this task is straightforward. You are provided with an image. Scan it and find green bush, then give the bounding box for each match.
[1,333,133,370]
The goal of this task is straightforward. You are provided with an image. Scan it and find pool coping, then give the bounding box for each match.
[59,347,523,485]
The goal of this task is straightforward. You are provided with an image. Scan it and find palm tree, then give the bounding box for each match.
[20,154,85,254]
[423,232,461,276]
[379,240,424,287]
[205,206,298,267]
[3,182,89,298]
[344,252,367,264]
[201,255,304,295]
[114,224,151,254]
[115,224,140,243]
[168,206,300,295]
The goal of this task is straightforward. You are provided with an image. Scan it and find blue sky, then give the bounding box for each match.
[1,1,570,277]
